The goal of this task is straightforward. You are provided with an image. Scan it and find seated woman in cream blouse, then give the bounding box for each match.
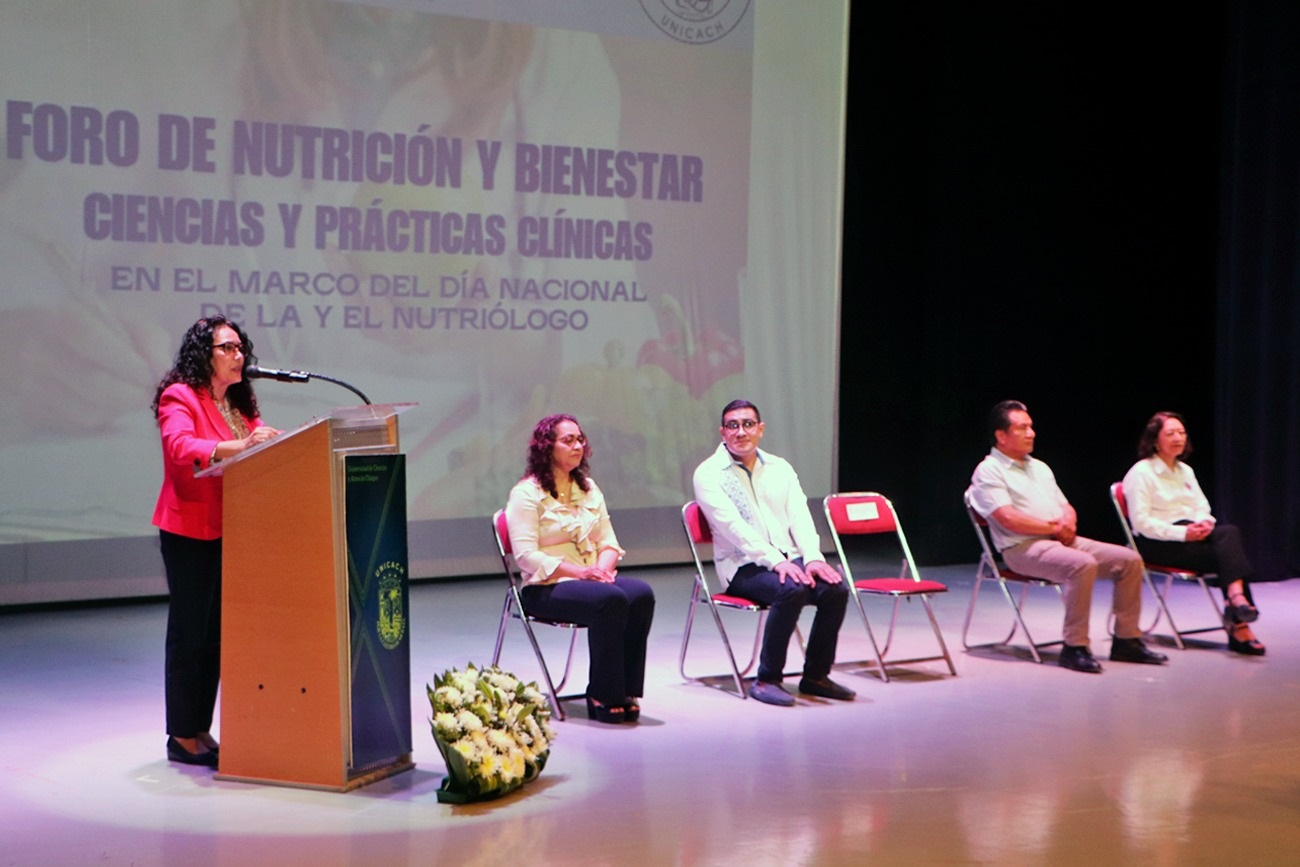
[505,414,655,722]
[1121,411,1267,655]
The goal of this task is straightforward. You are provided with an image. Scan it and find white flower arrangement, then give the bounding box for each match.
[428,663,555,802]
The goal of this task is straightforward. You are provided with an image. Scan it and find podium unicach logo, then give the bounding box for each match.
[376,561,407,650]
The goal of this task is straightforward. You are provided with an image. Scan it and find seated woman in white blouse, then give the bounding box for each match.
[505,414,656,722]
[1121,411,1265,655]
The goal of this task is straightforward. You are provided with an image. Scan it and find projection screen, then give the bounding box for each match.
[0,0,849,604]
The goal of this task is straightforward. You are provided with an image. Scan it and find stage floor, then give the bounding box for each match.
[2,564,1298,865]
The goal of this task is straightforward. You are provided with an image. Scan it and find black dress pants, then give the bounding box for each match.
[1135,523,1257,604]
[521,576,655,705]
[159,530,222,737]
[727,559,849,684]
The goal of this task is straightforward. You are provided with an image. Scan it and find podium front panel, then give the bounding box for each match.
[344,453,412,770]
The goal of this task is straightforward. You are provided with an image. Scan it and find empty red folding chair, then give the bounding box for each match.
[823,492,957,682]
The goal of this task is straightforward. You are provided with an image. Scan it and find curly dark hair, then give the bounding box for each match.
[1137,411,1193,460]
[151,315,260,421]
[524,413,592,499]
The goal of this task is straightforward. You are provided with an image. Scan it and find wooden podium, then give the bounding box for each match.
[199,403,416,791]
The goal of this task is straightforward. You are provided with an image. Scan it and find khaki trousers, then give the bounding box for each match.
[1002,535,1144,648]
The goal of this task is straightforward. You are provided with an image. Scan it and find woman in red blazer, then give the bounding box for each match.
[151,315,280,767]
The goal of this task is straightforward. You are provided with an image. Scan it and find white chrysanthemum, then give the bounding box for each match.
[501,748,526,783]
[477,751,501,783]
[456,709,484,732]
[486,671,518,693]
[486,729,515,753]
[452,738,481,763]
[520,685,545,706]
[433,685,463,710]
[433,711,461,740]
[449,669,478,691]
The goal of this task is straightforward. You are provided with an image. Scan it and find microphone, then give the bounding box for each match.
[246,364,310,383]
[246,362,372,404]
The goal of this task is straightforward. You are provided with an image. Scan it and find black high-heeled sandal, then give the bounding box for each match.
[1227,623,1266,656]
[585,695,625,724]
[622,698,641,723]
[1224,593,1259,624]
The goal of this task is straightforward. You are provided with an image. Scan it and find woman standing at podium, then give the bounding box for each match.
[506,414,655,724]
[151,316,280,766]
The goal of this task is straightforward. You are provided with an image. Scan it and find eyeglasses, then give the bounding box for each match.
[557,434,587,446]
[213,342,246,355]
[723,419,760,431]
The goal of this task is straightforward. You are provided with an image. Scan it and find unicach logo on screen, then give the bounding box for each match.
[638,0,752,45]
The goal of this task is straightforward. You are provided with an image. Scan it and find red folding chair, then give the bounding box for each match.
[678,501,803,699]
[1109,482,1224,650]
[489,509,584,720]
[823,492,956,681]
[961,492,1064,663]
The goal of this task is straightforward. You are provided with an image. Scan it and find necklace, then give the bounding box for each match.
[215,394,250,439]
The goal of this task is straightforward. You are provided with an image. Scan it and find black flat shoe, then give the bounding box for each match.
[167,736,218,768]
[1227,633,1266,656]
[585,696,626,725]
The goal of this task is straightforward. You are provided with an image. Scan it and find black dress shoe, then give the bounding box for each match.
[167,736,218,768]
[798,676,856,701]
[1110,637,1169,665]
[1059,644,1103,673]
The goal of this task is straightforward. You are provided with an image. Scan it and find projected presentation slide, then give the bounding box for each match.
[0,0,847,601]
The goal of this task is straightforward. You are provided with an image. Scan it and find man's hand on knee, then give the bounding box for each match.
[805,560,843,585]
[774,560,815,586]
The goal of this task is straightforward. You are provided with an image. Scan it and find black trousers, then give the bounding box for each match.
[727,560,849,684]
[1135,523,1256,604]
[159,530,222,737]
[521,576,655,705]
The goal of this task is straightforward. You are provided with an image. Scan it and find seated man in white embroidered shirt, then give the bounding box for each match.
[692,399,853,706]
[968,399,1168,673]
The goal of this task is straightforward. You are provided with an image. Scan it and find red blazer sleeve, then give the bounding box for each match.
[151,383,262,540]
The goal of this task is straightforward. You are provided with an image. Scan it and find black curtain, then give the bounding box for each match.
[1216,0,1300,581]
[840,4,1223,564]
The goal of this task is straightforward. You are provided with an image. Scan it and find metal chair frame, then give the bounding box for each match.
[823,492,957,682]
[489,509,584,720]
[961,492,1064,663]
[678,501,803,699]
[1108,482,1225,650]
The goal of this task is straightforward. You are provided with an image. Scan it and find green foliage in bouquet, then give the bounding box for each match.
[428,663,556,803]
